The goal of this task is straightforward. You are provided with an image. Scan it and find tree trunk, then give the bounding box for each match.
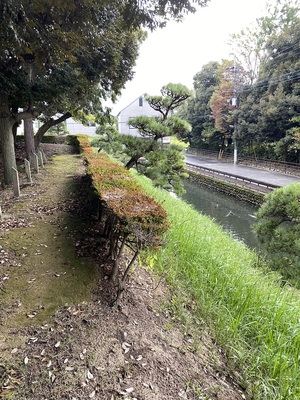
[12,106,19,145]
[0,95,17,185]
[34,112,72,148]
[24,117,35,164]
[125,155,140,169]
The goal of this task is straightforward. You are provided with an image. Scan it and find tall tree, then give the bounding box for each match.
[0,0,208,184]
[235,1,300,159]
[177,61,220,148]
[209,60,247,153]
[124,83,192,194]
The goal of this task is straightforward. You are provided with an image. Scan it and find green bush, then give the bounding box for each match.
[254,182,300,284]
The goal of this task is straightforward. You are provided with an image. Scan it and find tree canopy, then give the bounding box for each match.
[0,0,209,184]
[179,0,300,162]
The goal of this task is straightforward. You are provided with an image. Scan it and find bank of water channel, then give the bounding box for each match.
[181,179,261,250]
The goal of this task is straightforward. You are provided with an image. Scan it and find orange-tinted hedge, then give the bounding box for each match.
[77,135,168,238]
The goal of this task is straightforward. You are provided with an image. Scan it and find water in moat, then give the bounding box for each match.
[181,179,260,250]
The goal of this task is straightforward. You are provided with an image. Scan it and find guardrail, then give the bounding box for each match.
[238,156,300,177]
[185,162,279,194]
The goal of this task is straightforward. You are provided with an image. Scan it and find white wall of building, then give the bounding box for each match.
[117,95,160,136]
[66,117,97,135]
[17,117,97,136]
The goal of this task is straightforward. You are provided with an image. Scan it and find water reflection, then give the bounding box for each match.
[181,179,260,249]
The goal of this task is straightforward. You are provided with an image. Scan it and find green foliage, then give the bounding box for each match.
[146,83,192,118]
[91,124,123,154]
[164,115,191,139]
[128,116,170,139]
[139,144,188,196]
[235,3,300,159]
[179,3,300,161]
[254,183,300,283]
[177,61,220,148]
[120,83,192,195]
[273,117,300,163]
[1,0,208,184]
[47,122,69,136]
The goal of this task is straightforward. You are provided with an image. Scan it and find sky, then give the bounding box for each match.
[109,0,275,115]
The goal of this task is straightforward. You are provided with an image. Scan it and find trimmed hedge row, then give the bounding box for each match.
[76,135,168,304]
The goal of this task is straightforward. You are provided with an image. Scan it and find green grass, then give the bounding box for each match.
[134,173,300,399]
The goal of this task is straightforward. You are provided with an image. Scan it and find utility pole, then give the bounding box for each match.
[232,58,238,165]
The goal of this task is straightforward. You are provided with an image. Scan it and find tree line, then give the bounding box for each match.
[178,0,300,163]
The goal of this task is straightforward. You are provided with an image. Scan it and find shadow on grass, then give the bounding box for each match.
[0,155,106,328]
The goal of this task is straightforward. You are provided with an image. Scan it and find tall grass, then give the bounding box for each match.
[135,173,300,399]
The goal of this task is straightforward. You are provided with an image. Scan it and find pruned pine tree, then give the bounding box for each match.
[254,182,300,284]
[122,83,192,195]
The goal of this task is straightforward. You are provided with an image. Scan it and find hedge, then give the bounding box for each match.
[76,135,168,304]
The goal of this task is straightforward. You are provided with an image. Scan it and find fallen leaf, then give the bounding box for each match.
[0,387,15,396]
[49,371,56,383]
[87,370,93,380]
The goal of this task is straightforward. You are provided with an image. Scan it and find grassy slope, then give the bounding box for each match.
[135,172,300,399]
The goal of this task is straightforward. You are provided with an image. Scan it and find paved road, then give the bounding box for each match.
[185,154,300,188]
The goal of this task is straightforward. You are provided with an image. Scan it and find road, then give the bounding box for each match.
[185,153,300,188]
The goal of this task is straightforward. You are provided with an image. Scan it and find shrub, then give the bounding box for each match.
[254,182,300,284]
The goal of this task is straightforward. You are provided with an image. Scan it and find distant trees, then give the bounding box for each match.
[0,0,208,185]
[177,61,219,148]
[254,183,300,284]
[180,0,300,162]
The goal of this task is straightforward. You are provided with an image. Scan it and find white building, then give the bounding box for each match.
[66,117,97,136]
[117,95,161,137]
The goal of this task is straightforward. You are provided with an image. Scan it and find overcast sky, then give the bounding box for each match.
[109,0,275,115]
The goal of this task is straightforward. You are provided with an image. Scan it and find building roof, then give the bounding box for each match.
[117,94,147,116]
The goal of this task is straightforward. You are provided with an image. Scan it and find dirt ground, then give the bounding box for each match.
[0,143,248,400]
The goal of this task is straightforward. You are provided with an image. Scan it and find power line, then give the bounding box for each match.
[216,68,300,97]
